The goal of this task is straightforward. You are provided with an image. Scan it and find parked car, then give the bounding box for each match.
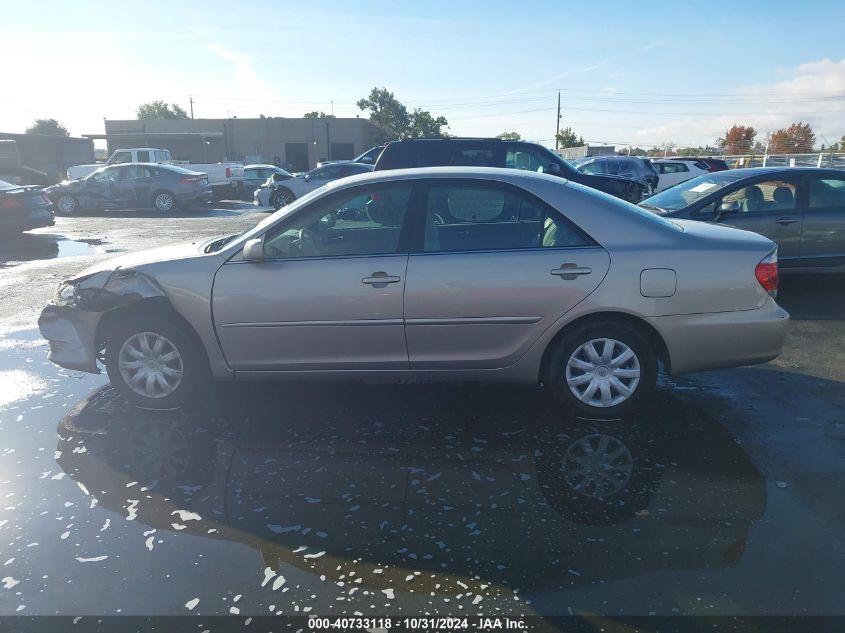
[66,148,244,199]
[0,164,57,187]
[45,163,213,214]
[651,159,709,191]
[317,145,386,168]
[254,162,374,209]
[668,157,729,172]
[0,180,54,235]
[374,138,649,203]
[40,167,789,417]
[639,167,845,272]
[234,164,293,200]
[573,155,659,194]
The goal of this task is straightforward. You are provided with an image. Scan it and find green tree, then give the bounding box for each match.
[356,87,448,141]
[303,111,335,118]
[25,118,69,136]
[496,131,521,140]
[719,125,756,155]
[555,127,584,149]
[136,101,189,120]
[409,109,449,138]
[768,122,816,154]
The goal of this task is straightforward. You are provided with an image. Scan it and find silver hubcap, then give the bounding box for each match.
[128,422,191,480]
[565,338,640,408]
[118,332,183,399]
[57,196,76,213]
[155,193,174,211]
[562,434,633,498]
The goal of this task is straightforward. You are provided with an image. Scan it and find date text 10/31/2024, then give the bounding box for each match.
[307,616,527,630]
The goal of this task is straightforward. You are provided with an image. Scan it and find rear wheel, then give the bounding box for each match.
[152,190,177,212]
[104,315,207,409]
[545,319,657,419]
[270,187,295,210]
[55,194,79,215]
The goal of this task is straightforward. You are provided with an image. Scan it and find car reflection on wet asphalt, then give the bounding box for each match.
[0,373,768,617]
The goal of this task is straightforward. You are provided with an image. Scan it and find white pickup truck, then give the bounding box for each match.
[66,148,244,198]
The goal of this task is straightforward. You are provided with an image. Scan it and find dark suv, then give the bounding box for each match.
[573,155,659,194]
[374,138,648,202]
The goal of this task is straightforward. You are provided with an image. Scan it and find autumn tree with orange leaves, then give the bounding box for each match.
[719,125,757,155]
[768,122,816,153]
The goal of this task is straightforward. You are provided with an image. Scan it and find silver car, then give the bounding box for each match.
[39,167,790,418]
[254,162,374,210]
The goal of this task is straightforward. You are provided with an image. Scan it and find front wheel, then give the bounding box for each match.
[545,319,657,419]
[55,194,79,215]
[104,315,207,409]
[270,188,295,210]
[152,190,177,212]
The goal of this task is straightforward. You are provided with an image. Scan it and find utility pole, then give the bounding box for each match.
[555,91,561,150]
[331,100,334,117]
[189,96,194,120]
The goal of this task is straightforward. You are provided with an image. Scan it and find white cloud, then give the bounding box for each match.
[631,57,845,147]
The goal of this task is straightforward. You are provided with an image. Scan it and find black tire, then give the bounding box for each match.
[152,190,177,212]
[270,187,295,210]
[104,314,208,409]
[545,318,657,419]
[55,194,79,215]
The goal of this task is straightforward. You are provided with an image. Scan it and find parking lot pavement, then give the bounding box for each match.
[0,209,843,617]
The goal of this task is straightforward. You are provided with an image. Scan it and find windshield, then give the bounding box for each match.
[641,171,746,211]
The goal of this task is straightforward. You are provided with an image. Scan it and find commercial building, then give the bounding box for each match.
[0,132,94,180]
[556,145,616,160]
[93,117,383,172]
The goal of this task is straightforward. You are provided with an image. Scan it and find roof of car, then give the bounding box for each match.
[244,164,281,169]
[323,166,567,191]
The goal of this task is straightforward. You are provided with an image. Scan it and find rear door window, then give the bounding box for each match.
[808,177,845,210]
[135,150,150,163]
[421,183,591,253]
[448,148,496,167]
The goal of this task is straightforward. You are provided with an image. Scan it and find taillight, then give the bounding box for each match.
[225,167,231,178]
[180,176,201,184]
[755,250,779,297]
[0,196,21,209]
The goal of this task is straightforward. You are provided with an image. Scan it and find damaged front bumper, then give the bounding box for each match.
[38,305,103,373]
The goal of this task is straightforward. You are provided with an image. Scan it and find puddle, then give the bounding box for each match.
[0,235,108,266]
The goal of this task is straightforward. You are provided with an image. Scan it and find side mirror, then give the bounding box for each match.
[242,237,264,262]
[715,200,739,220]
[546,162,562,176]
[303,174,311,183]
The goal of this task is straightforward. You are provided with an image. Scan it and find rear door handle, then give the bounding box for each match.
[551,263,592,279]
[362,272,401,286]
[775,217,799,225]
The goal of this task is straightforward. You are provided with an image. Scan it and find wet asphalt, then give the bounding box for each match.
[0,204,843,618]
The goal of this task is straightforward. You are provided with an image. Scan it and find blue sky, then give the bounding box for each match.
[2,0,844,149]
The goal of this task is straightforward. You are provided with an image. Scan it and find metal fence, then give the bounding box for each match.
[692,152,845,170]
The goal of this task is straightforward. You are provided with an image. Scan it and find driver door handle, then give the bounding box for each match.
[775,217,799,225]
[551,263,592,279]
[362,272,401,286]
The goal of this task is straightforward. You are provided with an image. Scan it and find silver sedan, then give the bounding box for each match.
[39,167,789,418]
